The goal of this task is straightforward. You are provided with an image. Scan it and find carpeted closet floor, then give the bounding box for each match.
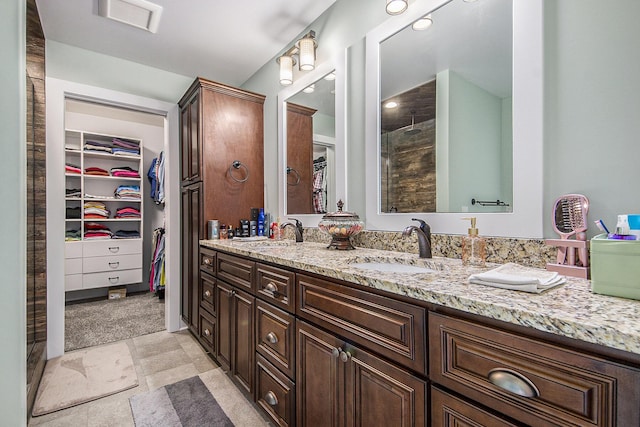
[65,292,165,352]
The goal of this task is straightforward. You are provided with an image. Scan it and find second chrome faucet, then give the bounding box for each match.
[402,218,432,258]
[280,218,304,242]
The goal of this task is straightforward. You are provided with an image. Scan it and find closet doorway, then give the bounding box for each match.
[62,99,167,352]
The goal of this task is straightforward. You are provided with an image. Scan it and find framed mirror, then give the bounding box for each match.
[365,0,543,237]
[278,52,347,226]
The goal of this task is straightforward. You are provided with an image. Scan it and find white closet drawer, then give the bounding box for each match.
[65,274,83,291]
[83,268,142,289]
[65,241,83,259]
[83,239,142,257]
[83,254,141,273]
[65,258,83,275]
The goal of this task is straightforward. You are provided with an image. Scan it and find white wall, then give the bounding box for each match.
[0,0,27,423]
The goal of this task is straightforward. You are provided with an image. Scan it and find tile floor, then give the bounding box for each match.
[28,330,270,426]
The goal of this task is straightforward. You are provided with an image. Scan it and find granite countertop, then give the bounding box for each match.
[201,239,640,357]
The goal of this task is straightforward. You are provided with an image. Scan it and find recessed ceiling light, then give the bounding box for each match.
[98,0,163,33]
[384,101,398,109]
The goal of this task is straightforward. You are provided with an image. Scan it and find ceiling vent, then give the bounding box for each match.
[98,0,163,33]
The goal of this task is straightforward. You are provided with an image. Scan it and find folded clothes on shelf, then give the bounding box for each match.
[110,166,140,178]
[468,263,566,293]
[114,185,141,199]
[112,229,140,239]
[84,166,110,176]
[115,206,141,219]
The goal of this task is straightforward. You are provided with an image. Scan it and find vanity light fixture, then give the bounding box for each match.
[384,101,398,109]
[386,0,408,15]
[276,30,318,86]
[303,84,315,94]
[412,14,433,30]
[324,72,336,81]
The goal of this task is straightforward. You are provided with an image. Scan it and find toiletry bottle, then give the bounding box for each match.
[272,217,282,240]
[258,208,265,236]
[461,217,486,267]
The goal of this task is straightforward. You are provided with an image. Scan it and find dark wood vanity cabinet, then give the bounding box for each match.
[429,311,640,426]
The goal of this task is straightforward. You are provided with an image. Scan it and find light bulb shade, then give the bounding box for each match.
[298,36,316,71]
[412,14,433,30]
[303,84,315,93]
[278,55,294,86]
[386,0,407,15]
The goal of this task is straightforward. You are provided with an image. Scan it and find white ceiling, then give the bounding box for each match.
[36,0,337,87]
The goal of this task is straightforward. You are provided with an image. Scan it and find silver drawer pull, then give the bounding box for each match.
[340,350,352,363]
[266,332,278,344]
[108,262,120,268]
[204,328,211,337]
[108,276,120,283]
[108,246,120,253]
[264,391,278,406]
[488,368,540,398]
[204,290,211,298]
[203,257,211,265]
[264,282,277,293]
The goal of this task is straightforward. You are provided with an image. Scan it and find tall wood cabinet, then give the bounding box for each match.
[179,78,265,334]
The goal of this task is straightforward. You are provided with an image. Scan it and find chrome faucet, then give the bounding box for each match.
[280,218,304,242]
[402,218,432,258]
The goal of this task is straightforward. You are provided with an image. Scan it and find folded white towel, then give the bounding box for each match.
[468,263,566,293]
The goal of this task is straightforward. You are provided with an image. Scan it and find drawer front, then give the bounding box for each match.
[256,354,295,427]
[256,263,295,313]
[217,252,255,293]
[198,309,216,354]
[297,274,426,374]
[65,257,82,275]
[200,246,216,276]
[256,299,295,379]
[83,239,142,257]
[65,241,82,258]
[200,271,216,316]
[65,274,83,292]
[429,312,640,426]
[82,254,141,273]
[82,268,142,289]
[431,386,519,427]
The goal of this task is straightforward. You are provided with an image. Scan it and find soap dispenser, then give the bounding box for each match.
[462,217,486,267]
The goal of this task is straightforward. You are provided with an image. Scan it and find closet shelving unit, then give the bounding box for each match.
[64,130,143,292]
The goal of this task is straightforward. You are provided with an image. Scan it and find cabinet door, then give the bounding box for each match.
[181,183,202,332]
[215,280,233,371]
[180,91,201,183]
[297,321,344,427]
[345,345,427,427]
[232,287,255,397]
[431,386,518,427]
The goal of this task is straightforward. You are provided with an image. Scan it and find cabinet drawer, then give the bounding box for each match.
[83,239,142,257]
[198,309,216,354]
[256,263,295,313]
[256,299,295,379]
[431,386,518,427]
[297,274,426,373]
[256,354,295,427]
[65,257,82,275]
[82,268,142,289]
[217,252,255,293]
[200,246,216,276]
[65,274,83,292]
[82,254,141,273]
[200,271,216,316]
[65,241,82,258]
[429,312,640,426]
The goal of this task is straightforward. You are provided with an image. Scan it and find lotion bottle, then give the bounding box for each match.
[461,217,486,267]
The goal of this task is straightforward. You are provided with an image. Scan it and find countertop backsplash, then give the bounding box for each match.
[298,228,556,268]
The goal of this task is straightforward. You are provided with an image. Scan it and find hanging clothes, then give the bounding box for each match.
[147,151,165,205]
[312,156,327,214]
[149,227,166,292]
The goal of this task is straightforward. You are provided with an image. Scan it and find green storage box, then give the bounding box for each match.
[591,234,640,300]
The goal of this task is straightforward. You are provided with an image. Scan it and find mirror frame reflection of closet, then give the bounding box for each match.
[277,51,347,227]
[364,0,544,238]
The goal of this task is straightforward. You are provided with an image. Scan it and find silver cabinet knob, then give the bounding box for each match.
[203,257,211,265]
[264,391,278,406]
[331,347,342,358]
[488,368,540,398]
[340,350,352,363]
[204,328,211,337]
[204,290,211,298]
[266,332,278,344]
[264,282,277,293]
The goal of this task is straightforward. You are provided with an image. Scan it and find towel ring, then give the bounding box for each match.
[229,160,249,183]
[287,167,301,186]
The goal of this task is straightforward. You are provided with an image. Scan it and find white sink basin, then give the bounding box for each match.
[350,262,437,274]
